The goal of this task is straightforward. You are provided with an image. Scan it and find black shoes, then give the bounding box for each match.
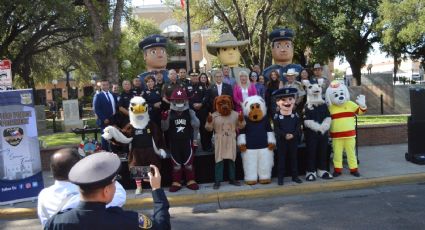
[333,171,342,177]
[350,171,361,177]
[292,177,302,184]
[229,180,241,186]
[277,179,284,186]
[213,182,220,190]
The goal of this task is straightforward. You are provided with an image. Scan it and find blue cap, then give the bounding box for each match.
[269,28,295,42]
[272,87,298,98]
[139,34,167,50]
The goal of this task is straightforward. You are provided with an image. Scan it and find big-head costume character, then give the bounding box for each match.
[102,96,167,194]
[237,95,275,185]
[161,88,200,192]
[325,81,367,177]
[263,28,303,83]
[302,79,332,181]
[206,33,250,86]
[138,34,169,85]
[205,95,245,189]
[272,87,302,185]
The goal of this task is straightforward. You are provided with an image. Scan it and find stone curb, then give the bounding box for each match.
[2,173,425,219]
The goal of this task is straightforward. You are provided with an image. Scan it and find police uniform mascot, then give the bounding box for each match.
[138,34,169,85]
[161,88,200,192]
[263,28,303,83]
[272,88,303,185]
[302,79,332,181]
[325,81,367,177]
[205,95,246,189]
[237,95,275,185]
[102,96,167,194]
[206,33,250,86]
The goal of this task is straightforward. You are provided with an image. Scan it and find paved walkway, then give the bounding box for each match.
[2,143,425,219]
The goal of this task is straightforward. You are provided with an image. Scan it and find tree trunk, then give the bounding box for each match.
[347,59,362,86]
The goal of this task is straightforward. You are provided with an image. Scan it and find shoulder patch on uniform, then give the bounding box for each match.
[138,213,153,229]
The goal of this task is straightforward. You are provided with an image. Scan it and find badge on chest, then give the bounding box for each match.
[135,128,151,135]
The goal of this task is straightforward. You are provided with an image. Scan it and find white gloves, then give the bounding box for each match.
[356,95,367,109]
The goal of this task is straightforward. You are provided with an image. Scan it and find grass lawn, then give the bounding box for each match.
[39,115,409,148]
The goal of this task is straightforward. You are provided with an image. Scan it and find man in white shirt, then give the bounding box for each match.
[37,148,126,226]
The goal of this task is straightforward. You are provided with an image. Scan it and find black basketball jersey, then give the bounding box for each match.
[168,110,192,140]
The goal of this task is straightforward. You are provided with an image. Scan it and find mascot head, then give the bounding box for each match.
[303,79,325,106]
[242,95,267,122]
[325,80,350,106]
[129,96,149,129]
[169,88,190,112]
[273,87,298,115]
[214,95,233,116]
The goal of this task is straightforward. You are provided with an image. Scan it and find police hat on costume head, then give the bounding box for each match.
[188,69,200,77]
[272,87,298,99]
[69,151,120,190]
[269,28,295,43]
[139,34,167,50]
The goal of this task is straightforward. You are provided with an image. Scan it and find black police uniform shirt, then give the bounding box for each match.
[303,103,331,133]
[119,91,135,110]
[273,112,301,140]
[187,83,206,109]
[43,189,171,230]
[132,87,143,96]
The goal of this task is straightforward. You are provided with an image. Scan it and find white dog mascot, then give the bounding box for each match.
[237,95,276,185]
[302,79,332,181]
[325,81,367,177]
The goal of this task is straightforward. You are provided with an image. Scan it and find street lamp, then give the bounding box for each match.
[51,79,58,132]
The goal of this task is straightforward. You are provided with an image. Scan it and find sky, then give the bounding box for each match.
[132,0,163,6]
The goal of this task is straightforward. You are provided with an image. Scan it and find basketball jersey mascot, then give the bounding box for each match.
[237,95,275,185]
[102,96,167,194]
[325,81,367,177]
[161,88,200,192]
[302,79,332,181]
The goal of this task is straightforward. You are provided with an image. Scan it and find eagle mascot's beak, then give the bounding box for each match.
[131,103,147,114]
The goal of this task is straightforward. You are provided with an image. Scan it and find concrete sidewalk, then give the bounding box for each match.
[1,143,425,219]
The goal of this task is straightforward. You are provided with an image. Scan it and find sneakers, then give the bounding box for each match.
[292,177,303,184]
[229,180,241,186]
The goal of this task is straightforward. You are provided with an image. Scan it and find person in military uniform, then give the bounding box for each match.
[282,68,306,115]
[117,80,135,128]
[138,34,170,86]
[187,70,212,151]
[44,152,171,230]
[133,77,143,96]
[206,33,250,87]
[263,28,303,83]
[178,68,190,86]
[142,75,163,128]
[272,87,302,186]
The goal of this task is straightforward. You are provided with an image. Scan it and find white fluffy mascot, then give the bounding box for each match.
[302,79,332,181]
[325,81,367,177]
[102,96,166,194]
[237,95,276,185]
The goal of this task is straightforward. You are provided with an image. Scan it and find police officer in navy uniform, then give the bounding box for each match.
[117,80,135,128]
[272,87,302,186]
[187,70,212,151]
[44,152,171,230]
[262,28,303,83]
[142,75,163,129]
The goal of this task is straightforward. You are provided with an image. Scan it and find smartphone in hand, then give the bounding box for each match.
[129,166,152,179]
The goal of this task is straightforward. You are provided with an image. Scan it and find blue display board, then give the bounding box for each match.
[0,89,44,205]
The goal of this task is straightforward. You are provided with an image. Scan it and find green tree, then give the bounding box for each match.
[378,0,425,64]
[0,0,88,90]
[294,0,381,85]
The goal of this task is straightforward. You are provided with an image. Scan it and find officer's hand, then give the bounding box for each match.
[154,102,161,108]
[147,164,161,191]
[104,119,110,125]
[194,103,202,110]
[267,143,275,150]
[238,111,244,122]
[207,113,213,123]
[239,144,247,153]
[285,134,294,140]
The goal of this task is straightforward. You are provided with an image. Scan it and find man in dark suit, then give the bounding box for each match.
[206,70,233,113]
[94,80,117,151]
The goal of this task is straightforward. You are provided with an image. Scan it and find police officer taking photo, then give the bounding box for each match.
[44,152,171,230]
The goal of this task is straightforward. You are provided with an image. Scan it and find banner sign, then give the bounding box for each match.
[0,59,12,90]
[0,89,44,205]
